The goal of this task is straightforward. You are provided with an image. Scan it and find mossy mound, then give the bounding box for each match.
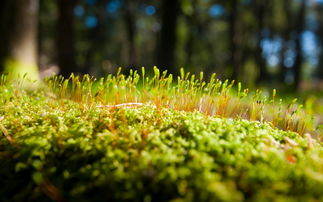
[0,89,322,202]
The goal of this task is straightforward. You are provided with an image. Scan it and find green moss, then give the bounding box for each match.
[0,85,322,201]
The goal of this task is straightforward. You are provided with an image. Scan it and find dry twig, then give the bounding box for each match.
[284,136,299,147]
[0,116,16,144]
[97,102,144,109]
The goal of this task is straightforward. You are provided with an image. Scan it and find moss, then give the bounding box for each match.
[0,70,322,201]
[0,88,322,201]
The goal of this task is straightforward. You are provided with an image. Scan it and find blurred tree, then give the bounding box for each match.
[157,0,180,74]
[227,0,243,81]
[57,0,77,77]
[181,0,216,75]
[82,0,109,74]
[1,0,40,81]
[314,2,323,80]
[293,0,306,89]
[38,0,57,71]
[254,0,270,84]
[278,0,292,83]
[124,1,138,67]
[0,0,11,72]
[182,0,196,69]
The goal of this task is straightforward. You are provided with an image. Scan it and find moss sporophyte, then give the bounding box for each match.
[0,68,322,201]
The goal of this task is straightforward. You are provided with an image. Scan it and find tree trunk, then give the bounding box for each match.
[255,0,269,84]
[293,0,306,90]
[229,0,242,81]
[318,42,323,80]
[3,0,39,81]
[157,0,180,74]
[124,1,137,68]
[314,4,323,80]
[317,20,323,80]
[279,38,288,83]
[184,0,198,69]
[83,0,107,75]
[57,0,77,77]
[278,0,292,83]
[318,57,323,80]
[0,0,11,72]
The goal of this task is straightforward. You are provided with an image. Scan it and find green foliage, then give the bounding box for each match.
[0,70,322,201]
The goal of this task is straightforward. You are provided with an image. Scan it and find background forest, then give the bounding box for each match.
[1,0,323,91]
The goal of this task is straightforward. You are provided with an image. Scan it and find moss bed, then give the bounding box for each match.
[0,87,322,202]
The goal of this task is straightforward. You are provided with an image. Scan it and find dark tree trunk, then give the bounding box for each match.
[3,0,39,81]
[124,1,137,68]
[184,0,198,69]
[314,4,323,80]
[279,38,288,83]
[255,0,269,84]
[0,0,12,72]
[157,0,180,74]
[57,0,77,77]
[83,0,107,74]
[229,0,242,81]
[318,25,323,80]
[185,30,195,68]
[318,58,323,80]
[318,41,323,80]
[279,0,292,83]
[293,0,306,90]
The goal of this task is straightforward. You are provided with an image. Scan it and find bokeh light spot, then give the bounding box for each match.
[145,5,156,16]
[208,5,224,17]
[85,16,98,28]
[106,0,122,14]
[74,5,84,17]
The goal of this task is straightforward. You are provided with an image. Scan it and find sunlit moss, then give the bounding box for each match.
[0,71,322,201]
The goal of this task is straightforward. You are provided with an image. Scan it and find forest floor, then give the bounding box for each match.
[0,70,322,201]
